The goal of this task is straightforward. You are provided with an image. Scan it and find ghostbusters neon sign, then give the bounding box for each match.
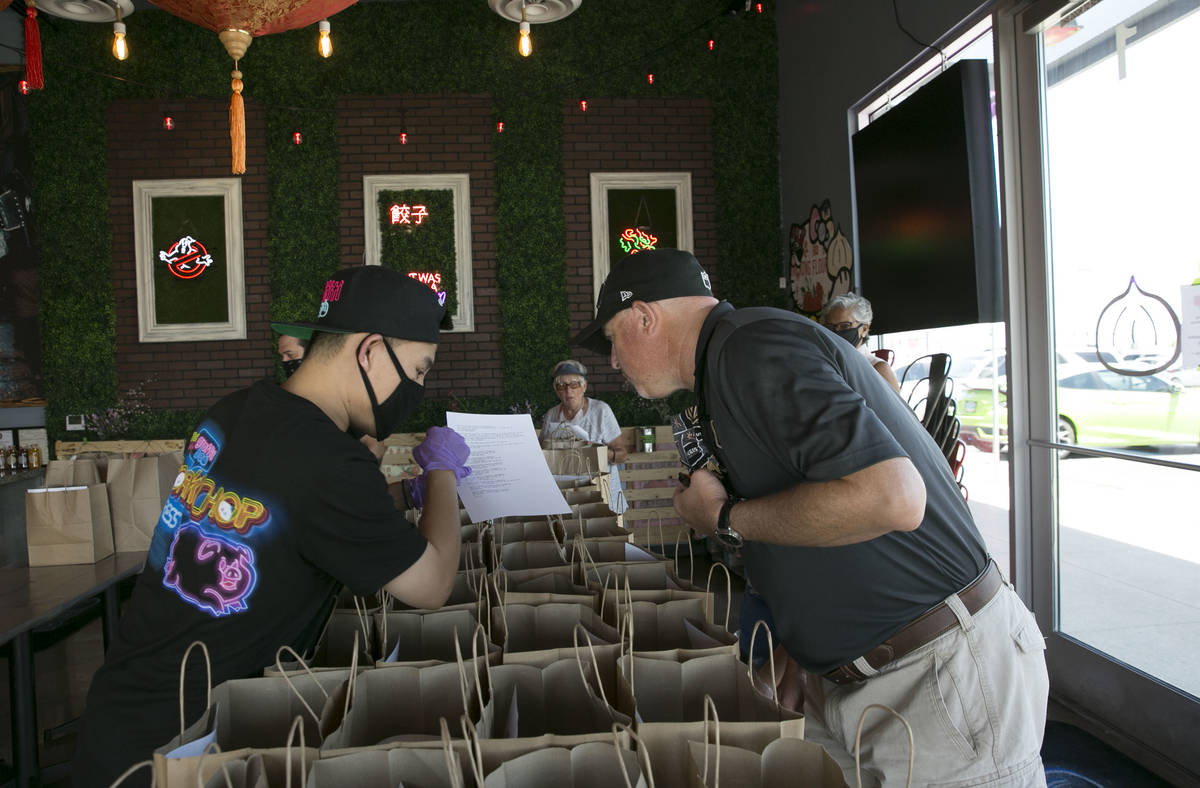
[159,236,214,279]
[618,228,658,255]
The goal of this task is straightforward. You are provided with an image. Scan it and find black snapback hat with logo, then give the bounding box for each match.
[271,266,446,344]
[572,248,714,354]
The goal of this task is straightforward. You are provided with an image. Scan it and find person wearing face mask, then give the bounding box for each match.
[72,267,470,788]
[276,331,309,378]
[821,292,901,395]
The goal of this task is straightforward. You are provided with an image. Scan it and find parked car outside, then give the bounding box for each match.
[959,366,1200,455]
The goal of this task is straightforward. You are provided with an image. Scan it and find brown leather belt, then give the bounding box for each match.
[823,561,1003,685]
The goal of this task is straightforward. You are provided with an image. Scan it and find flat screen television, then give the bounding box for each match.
[851,59,1002,335]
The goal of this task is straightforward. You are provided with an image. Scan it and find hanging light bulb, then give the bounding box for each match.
[518,3,532,57]
[708,38,715,51]
[163,115,175,130]
[647,72,655,85]
[18,80,30,95]
[579,99,588,112]
[318,19,332,58]
[399,131,408,145]
[112,7,128,61]
[497,121,505,133]
[756,2,763,12]
[293,131,303,145]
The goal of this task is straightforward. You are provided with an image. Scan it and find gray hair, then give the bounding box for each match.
[823,292,873,324]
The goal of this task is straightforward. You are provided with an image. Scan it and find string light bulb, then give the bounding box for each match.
[399,131,408,145]
[579,99,588,112]
[112,7,128,61]
[756,2,763,12]
[518,3,531,57]
[293,131,303,145]
[647,72,655,85]
[708,38,715,51]
[497,121,505,133]
[163,115,174,130]
[18,80,30,95]
[317,19,332,58]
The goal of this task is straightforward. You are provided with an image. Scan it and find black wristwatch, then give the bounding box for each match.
[712,498,744,551]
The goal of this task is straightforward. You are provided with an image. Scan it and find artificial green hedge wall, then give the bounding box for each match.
[28,0,780,445]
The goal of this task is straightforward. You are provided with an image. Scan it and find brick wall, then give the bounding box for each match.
[562,97,717,393]
[336,94,500,399]
[105,94,715,408]
[107,99,271,410]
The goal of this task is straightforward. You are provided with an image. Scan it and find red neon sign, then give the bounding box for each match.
[389,204,428,225]
[618,228,658,255]
[159,236,214,279]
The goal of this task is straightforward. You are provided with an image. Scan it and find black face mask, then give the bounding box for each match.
[281,358,303,378]
[356,337,425,439]
[832,325,865,347]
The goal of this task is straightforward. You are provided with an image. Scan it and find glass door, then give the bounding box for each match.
[1002,0,1200,777]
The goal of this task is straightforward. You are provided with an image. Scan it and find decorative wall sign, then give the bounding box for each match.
[618,227,658,254]
[789,199,852,320]
[1094,276,1181,376]
[389,204,429,225]
[133,179,246,343]
[590,172,694,307]
[160,236,214,280]
[363,174,474,332]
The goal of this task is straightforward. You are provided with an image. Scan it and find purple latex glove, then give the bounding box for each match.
[401,475,426,509]
[412,426,472,481]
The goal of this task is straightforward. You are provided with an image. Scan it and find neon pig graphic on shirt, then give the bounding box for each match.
[164,525,258,616]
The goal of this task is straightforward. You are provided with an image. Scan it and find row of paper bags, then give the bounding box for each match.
[24,454,180,566]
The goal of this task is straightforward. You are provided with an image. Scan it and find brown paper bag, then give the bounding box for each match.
[491,602,619,655]
[43,458,102,486]
[106,452,183,552]
[156,717,317,788]
[306,718,468,788]
[464,624,631,738]
[24,484,114,565]
[374,607,498,665]
[319,659,478,750]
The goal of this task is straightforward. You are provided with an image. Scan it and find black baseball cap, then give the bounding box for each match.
[572,248,714,355]
[271,266,446,343]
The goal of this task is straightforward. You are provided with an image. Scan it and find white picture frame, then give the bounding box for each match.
[589,172,694,305]
[132,178,246,343]
[363,173,475,333]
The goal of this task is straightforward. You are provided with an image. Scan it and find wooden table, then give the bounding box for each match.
[0,552,145,787]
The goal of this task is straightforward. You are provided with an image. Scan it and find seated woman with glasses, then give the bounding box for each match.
[541,359,628,465]
[821,292,902,394]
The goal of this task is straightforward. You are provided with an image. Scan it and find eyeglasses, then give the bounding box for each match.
[824,321,862,332]
[554,380,583,391]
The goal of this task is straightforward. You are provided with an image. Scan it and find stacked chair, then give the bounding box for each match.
[899,352,968,498]
[133,448,853,788]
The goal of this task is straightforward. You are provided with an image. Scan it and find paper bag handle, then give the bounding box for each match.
[273,645,326,726]
[701,694,722,787]
[109,759,155,787]
[746,620,780,712]
[705,562,733,631]
[597,568,619,625]
[341,629,361,723]
[612,722,657,788]
[284,714,308,788]
[571,620,615,711]
[618,612,637,697]
[459,714,487,788]
[855,704,913,788]
[193,741,223,788]
[177,640,212,739]
[673,527,695,585]
[440,717,466,788]
[453,623,493,720]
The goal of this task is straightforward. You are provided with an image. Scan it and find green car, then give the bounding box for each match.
[958,367,1200,454]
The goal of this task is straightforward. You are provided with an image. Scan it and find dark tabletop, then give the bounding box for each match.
[0,552,146,645]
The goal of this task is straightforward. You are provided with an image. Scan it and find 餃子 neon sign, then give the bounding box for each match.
[407,271,448,306]
[390,204,429,225]
[159,236,214,279]
[618,227,657,255]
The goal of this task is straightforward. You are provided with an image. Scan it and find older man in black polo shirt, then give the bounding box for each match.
[574,249,1048,787]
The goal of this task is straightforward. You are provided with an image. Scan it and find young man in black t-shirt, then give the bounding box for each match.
[575,249,1049,787]
[72,267,471,787]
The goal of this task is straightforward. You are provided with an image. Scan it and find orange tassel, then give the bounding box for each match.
[230,67,245,175]
[24,0,43,90]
